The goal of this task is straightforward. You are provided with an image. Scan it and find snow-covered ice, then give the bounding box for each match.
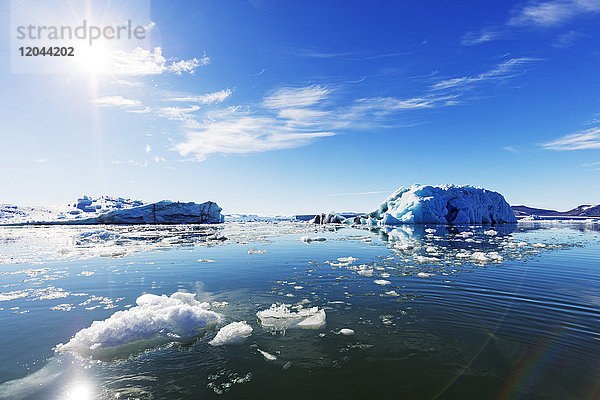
[257,304,326,331]
[56,292,221,357]
[209,321,253,346]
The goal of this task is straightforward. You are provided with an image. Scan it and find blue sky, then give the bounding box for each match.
[1,0,599,214]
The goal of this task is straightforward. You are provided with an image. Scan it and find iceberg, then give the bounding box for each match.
[83,200,223,224]
[56,292,221,358]
[350,185,516,225]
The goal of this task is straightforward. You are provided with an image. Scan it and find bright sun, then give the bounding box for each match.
[75,43,110,74]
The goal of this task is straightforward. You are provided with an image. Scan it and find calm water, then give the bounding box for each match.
[0,222,598,399]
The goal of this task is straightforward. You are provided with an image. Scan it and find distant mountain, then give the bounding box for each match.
[512,204,600,217]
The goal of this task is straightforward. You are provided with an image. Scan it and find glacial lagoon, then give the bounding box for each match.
[0,221,598,399]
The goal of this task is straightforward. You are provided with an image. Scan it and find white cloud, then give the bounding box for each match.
[157,105,201,120]
[460,29,502,46]
[542,127,600,150]
[166,89,232,104]
[113,79,145,87]
[553,30,584,48]
[502,146,520,153]
[431,57,538,91]
[509,0,600,27]
[263,85,330,109]
[92,96,151,113]
[108,47,207,76]
[171,84,464,161]
[173,113,335,161]
[145,144,151,153]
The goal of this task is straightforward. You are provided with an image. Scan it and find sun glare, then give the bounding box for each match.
[62,381,94,400]
[75,43,110,74]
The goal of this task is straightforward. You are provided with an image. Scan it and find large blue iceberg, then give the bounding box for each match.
[338,185,516,225]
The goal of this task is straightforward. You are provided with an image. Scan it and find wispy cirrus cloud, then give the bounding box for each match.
[92,96,151,113]
[460,29,503,46]
[173,111,335,162]
[431,57,538,91]
[263,85,331,109]
[166,89,233,104]
[462,0,600,46]
[542,127,600,150]
[109,47,208,76]
[508,0,600,27]
[171,85,463,162]
[157,105,201,121]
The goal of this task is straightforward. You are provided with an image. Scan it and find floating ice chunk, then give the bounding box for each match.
[337,257,357,263]
[417,272,435,278]
[484,230,498,236]
[209,321,253,346]
[257,304,326,330]
[296,309,326,329]
[301,236,326,243]
[374,279,391,285]
[56,292,221,358]
[425,228,437,233]
[248,250,267,254]
[197,259,216,263]
[414,255,439,263]
[357,268,374,276]
[339,328,354,335]
[471,252,489,262]
[257,349,277,361]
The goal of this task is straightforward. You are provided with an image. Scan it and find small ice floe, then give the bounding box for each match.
[301,236,326,243]
[248,249,267,255]
[385,290,400,297]
[79,271,94,277]
[50,303,73,311]
[417,272,435,278]
[338,328,354,336]
[425,228,437,234]
[484,229,498,236]
[257,349,277,361]
[207,234,227,241]
[414,255,439,263]
[374,279,391,285]
[56,292,220,358]
[257,304,326,331]
[471,252,489,262]
[209,321,253,346]
[337,257,357,263]
[197,259,215,263]
[356,266,374,276]
[210,301,229,308]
